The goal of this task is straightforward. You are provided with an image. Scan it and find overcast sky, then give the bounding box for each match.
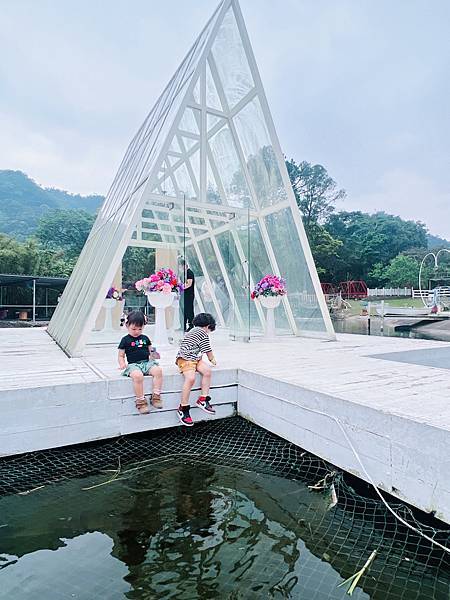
[1,0,449,237]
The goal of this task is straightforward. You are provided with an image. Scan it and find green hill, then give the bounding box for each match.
[0,170,103,240]
[427,233,450,249]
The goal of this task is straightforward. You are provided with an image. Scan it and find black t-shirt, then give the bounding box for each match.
[184,268,195,303]
[118,334,151,364]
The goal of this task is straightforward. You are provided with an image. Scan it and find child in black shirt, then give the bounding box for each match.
[118,311,163,414]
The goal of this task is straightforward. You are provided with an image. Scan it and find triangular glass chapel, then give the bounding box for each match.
[48,0,335,356]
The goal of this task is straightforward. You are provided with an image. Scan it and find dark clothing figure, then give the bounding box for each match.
[183,267,195,331]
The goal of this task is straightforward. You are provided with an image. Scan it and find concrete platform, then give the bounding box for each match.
[1,327,450,523]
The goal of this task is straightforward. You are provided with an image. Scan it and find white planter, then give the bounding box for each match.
[102,298,117,332]
[258,295,282,339]
[259,295,282,309]
[146,291,176,348]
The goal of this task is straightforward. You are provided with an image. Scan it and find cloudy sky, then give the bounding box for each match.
[1,0,449,237]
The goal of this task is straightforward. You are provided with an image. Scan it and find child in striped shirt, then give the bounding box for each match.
[175,313,217,426]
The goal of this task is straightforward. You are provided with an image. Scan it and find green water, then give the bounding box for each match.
[0,460,448,599]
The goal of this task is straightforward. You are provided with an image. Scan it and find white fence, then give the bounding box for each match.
[367,287,411,297]
[412,288,450,299]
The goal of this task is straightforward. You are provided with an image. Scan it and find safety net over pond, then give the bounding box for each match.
[0,417,449,599]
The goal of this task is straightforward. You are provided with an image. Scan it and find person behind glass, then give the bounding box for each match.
[118,311,163,414]
[175,313,217,426]
[180,258,195,331]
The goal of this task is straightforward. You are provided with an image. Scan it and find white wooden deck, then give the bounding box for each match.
[1,327,449,522]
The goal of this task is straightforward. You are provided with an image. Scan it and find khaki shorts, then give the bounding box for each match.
[176,357,199,373]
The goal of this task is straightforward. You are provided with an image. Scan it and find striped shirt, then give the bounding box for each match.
[176,327,212,361]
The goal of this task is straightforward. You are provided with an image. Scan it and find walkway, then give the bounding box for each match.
[0,328,449,522]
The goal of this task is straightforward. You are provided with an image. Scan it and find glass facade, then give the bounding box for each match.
[48,0,333,356]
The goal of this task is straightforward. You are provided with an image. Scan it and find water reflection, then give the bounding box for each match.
[0,462,448,599]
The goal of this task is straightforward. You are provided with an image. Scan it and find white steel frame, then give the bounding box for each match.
[48,0,335,356]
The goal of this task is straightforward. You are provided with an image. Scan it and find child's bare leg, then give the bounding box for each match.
[196,361,211,397]
[130,369,144,398]
[195,361,215,414]
[181,370,196,406]
[130,370,148,414]
[149,365,163,395]
[149,365,163,408]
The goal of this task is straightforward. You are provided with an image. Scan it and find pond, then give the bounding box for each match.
[0,419,449,599]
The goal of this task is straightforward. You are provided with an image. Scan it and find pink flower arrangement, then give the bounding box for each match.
[251,275,286,300]
[135,268,184,295]
[106,286,123,300]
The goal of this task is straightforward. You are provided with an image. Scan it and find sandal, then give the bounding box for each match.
[135,396,149,414]
[151,393,163,409]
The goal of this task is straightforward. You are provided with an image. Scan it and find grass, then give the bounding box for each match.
[345,298,425,316]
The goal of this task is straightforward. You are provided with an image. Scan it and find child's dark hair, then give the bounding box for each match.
[192,313,216,331]
[126,310,146,327]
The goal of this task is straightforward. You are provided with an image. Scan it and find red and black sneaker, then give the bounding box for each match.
[196,395,216,415]
[177,405,194,427]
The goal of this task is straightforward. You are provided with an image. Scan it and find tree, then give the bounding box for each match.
[286,160,346,230]
[35,209,95,259]
[0,233,74,276]
[122,247,155,283]
[306,223,343,278]
[325,211,428,282]
[368,255,421,287]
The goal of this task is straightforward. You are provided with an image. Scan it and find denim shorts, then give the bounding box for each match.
[122,359,159,377]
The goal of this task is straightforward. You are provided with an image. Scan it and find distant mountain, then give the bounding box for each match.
[427,233,450,249]
[0,170,103,239]
[45,186,104,214]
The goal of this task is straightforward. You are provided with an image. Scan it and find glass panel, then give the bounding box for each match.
[181,246,201,320]
[206,157,222,205]
[179,107,200,134]
[216,228,253,339]
[206,62,222,110]
[197,238,230,325]
[160,174,176,197]
[211,8,254,109]
[181,136,198,152]
[209,125,252,209]
[205,208,228,230]
[192,76,201,104]
[234,96,286,208]
[189,150,200,188]
[142,231,162,242]
[207,113,222,132]
[142,222,158,231]
[169,137,182,153]
[172,163,196,199]
[189,216,205,225]
[264,207,327,333]
[185,246,203,278]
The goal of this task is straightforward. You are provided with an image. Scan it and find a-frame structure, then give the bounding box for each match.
[48,0,335,356]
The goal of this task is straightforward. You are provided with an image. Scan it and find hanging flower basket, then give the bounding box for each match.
[135,268,184,348]
[251,275,286,301]
[135,268,184,296]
